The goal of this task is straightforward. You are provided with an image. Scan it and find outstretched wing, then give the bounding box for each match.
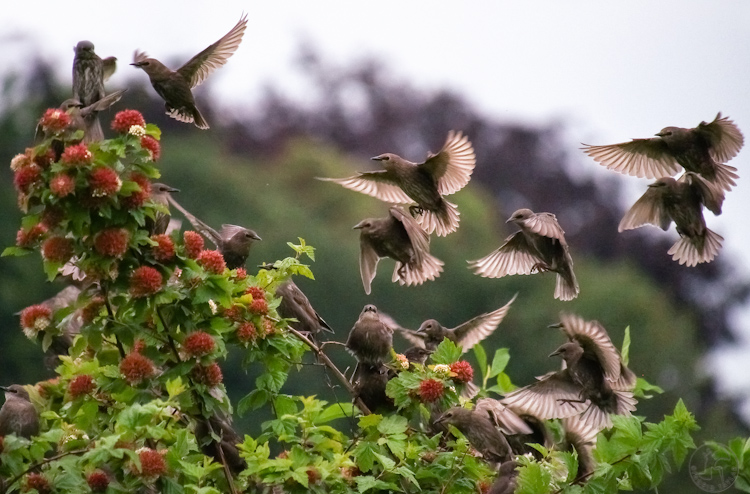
[451,294,517,351]
[318,171,413,204]
[178,14,249,88]
[696,112,744,164]
[554,313,621,383]
[501,370,587,420]
[468,232,541,278]
[359,237,380,295]
[582,138,681,179]
[421,130,476,196]
[618,184,671,232]
[681,172,724,216]
[521,212,567,243]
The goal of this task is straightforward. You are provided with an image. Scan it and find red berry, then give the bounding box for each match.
[69,374,95,398]
[129,266,163,297]
[20,304,52,331]
[49,173,76,197]
[183,231,204,259]
[236,321,258,342]
[16,224,47,248]
[41,236,74,263]
[137,448,167,478]
[197,249,226,274]
[121,172,151,209]
[88,167,121,197]
[450,361,474,384]
[120,353,155,385]
[151,234,175,262]
[249,298,268,315]
[60,143,92,166]
[418,378,444,403]
[23,473,51,494]
[86,470,110,492]
[13,164,42,193]
[111,109,146,133]
[39,108,72,133]
[140,135,161,161]
[183,331,215,357]
[192,362,223,386]
[94,228,130,257]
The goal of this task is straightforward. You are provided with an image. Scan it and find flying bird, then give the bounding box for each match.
[619,172,724,267]
[276,279,333,336]
[131,14,248,129]
[0,385,39,439]
[345,305,393,366]
[434,406,513,464]
[468,208,579,301]
[167,194,261,269]
[582,113,744,192]
[476,398,552,459]
[320,131,476,236]
[397,294,516,352]
[502,313,636,431]
[353,206,443,294]
[72,40,117,141]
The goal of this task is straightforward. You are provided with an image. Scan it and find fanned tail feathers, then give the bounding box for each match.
[415,199,460,236]
[668,228,723,267]
[392,253,444,286]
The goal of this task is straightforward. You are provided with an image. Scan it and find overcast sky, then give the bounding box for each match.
[3,1,750,412]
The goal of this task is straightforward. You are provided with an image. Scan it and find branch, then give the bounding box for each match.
[3,448,88,492]
[287,326,372,415]
[101,285,125,359]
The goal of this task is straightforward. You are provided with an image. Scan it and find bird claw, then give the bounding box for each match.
[531,262,550,274]
[409,205,425,217]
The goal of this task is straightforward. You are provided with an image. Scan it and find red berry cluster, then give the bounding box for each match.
[122,172,152,209]
[236,321,258,342]
[140,135,161,161]
[418,378,445,403]
[41,236,74,263]
[23,473,51,494]
[450,361,474,383]
[89,167,121,197]
[120,353,156,385]
[86,471,110,492]
[183,331,216,357]
[39,108,72,133]
[49,173,76,197]
[60,143,92,166]
[16,224,47,248]
[151,234,175,261]
[13,164,43,193]
[129,266,163,297]
[137,448,167,478]
[94,228,130,257]
[69,374,96,398]
[111,109,146,134]
[183,231,204,258]
[192,362,223,386]
[20,304,52,330]
[197,249,226,274]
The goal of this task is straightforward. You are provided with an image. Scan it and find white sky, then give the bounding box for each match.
[2,1,750,408]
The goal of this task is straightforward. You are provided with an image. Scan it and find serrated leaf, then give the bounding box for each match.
[431,338,462,365]
[238,389,269,416]
[489,348,510,378]
[314,402,355,424]
[1,246,32,257]
[377,414,408,435]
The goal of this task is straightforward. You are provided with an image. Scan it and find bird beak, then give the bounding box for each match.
[352,221,366,230]
[251,233,262,241]
[654,132,665,137]
[505,216,514,224]
[547,322,562,329]
[371,156,385,161]
[434,414,446,424]
[130,61,144,67]
[0,386,8,392]
[166,186,180,193]
[549,347,563,357]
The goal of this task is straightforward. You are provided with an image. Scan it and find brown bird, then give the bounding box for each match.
[561,416,599,482]
[488,460,520,494]
[0,385,39,439]
[582,113,744,192]
[619,172,724,267]
[194,413,247,474]
[353,206,443,295]
[72,40,117,141]
[167,194,261,269]
[351,363,395,413]
[276,279,333,336]
[468,209,579,301]
[402,346,433,366]
[345,305,393,366]
[131,14,248,129]
[397,294,516,352]
[502,313,636,431]
[148,183,180,236]
[320,131,476,236]
[434,406,513,464]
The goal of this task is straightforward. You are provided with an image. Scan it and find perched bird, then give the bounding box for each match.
[37,92,126,146]
[167,195,261,269]
[276,279,333,336]
[402,346,433,366]
[320,131,476,236]
[35,285,83,369]
[582,113,744,192]
[435,406,513,463]
[194,413,247,474]
[468,209,579,301]
[72,40,117,141]
[502,313,636,430]
[345,305,393,366]
[0,385,40,439]
[148,183,180,236]
[397,294,517,352]
[131,14,248,129]
[353,206,444,295]
[351,363,394,413]
[619,172,724,267]
[488,460,520,494]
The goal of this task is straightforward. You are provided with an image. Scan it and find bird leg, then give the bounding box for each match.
[556,398,586,409]
[409,205,425,217]
[530,262,551,274]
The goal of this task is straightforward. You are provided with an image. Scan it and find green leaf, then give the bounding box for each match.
[377,414,408,435]
[314,402,355,424]
[473,343,488,384]
[621,325,631,366]
[43,259,63,281]
[238,389,269,416]
[274,394,298,418]
[145,123,162,139]
[166,377,186,399]
[355,475,399,493]
[431,338,462,365]
[1,246,32,257]
[488,348,510,378]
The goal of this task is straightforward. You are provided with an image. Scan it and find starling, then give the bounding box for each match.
[582,113,744,192]
[276,279,333,336]
[194,413,247,474]
[397,294,516,352]
[468,208,579,301]
[168,195,261,269]
[351,363,394,413]
[35,285,83,369]
[0,385,39,439]
[502,313,636,430]
[345,305,393,366]
[619,172,724,267]
[353,206,443,295]
[72,40,117,142]
[131,14,248,129]
[475,398,534,437]
[148,183,180,236]
[488,460,520,494]
[320,131,476,236]
[402,346,433,366]
[561,416,599,482]
[434,406,513,463]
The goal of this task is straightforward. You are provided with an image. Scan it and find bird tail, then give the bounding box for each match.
[667,228,723,267]
[166,106,210,130]
[711,162,739,192]
[83,116,104,143]
[415,199,460,237]
[460,381,480,400]
[393,253,444,286]
[554,266,579,301]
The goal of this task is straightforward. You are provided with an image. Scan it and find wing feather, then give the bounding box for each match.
[318,172,413,204]
[582,139,681,179]
[421,130,476,196]
[452,294,517,351]
[697,113,745,164]
[468,233,540,278]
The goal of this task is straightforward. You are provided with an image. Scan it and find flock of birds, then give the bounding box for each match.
[2,12,747,492]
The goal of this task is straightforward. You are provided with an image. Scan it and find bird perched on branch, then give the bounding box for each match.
[619,172,724,267]
[502,313,636,431]
[276,279,333,337]
[582,113,744,192]
[320,131,476,236]
[194,413,247,475]
[345,305,393,366]
[353,206,443,294]
[131,14,248,129]
[351,363,394,413]
[397,294,516,352]
[72,40,117,142]
[167,195,261,269]
[468,208,579,301]
[148,183,180,236]
[0,385,39,439]
[434,406,513,464]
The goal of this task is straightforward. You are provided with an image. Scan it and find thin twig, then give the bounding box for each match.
[3,448,88,492]
[287,326,372,415]
[101,285,125,358]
